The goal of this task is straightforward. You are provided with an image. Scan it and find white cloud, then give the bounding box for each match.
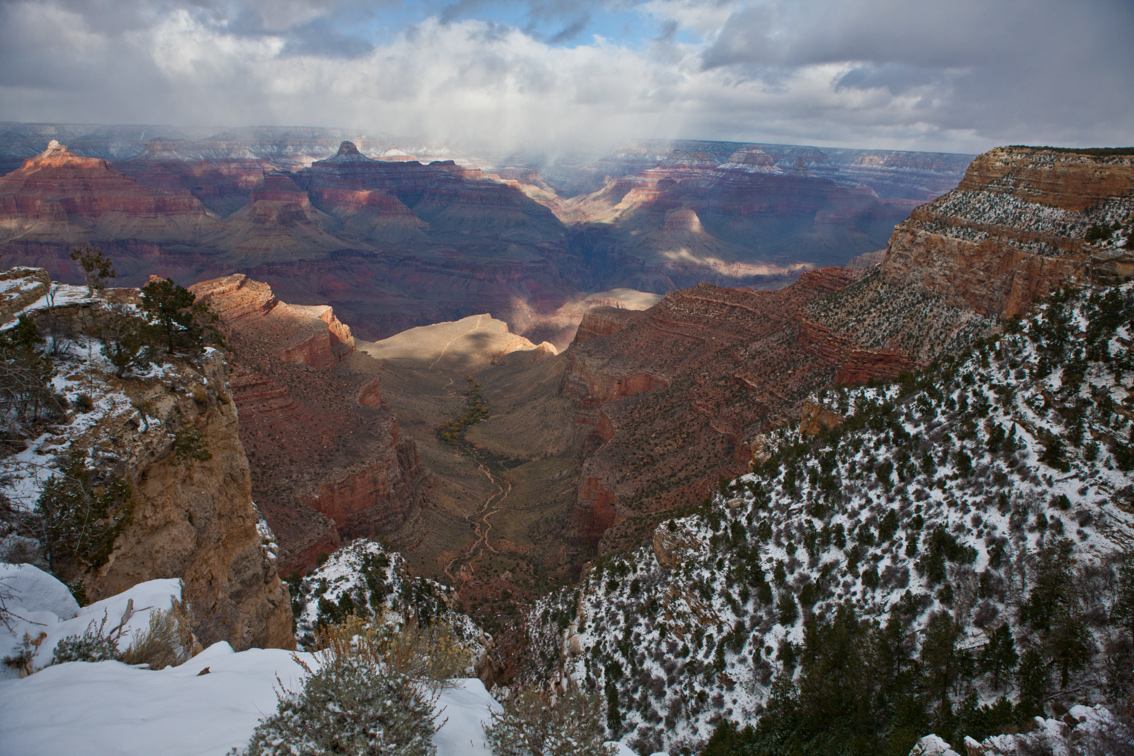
[0,0,1130,155]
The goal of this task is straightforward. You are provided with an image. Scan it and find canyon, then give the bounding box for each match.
[200,147,1132,622]
[188,274,428,576]
[4,126,1132,638]
[0,124,967,350]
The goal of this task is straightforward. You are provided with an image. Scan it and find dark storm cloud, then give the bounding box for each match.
[834,64,949,97]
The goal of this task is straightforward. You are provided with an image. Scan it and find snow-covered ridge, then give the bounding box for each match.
[292,539,488,665]
[530,282,1134,754]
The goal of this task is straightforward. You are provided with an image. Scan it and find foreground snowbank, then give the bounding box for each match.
[0,563,182,678]
[0,641,504,756]
[0,565,639,756]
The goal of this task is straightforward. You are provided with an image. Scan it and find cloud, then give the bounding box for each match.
[0,0,1130,155]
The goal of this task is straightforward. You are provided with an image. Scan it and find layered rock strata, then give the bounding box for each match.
[0,270,294,650]
[562,147,1134,553]
[563,269,916,551]
[83,351,295,651]
[880,146,1134,317]
[190,275,427,575]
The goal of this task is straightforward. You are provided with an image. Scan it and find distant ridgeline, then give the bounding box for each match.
[528,281,1134,755]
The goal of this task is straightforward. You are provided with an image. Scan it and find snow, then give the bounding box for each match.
[433,679,499,756]
[0,565,182,679]
[909,734,961,756]
[0,568,527,756]
[0,644,556,756]
[532,283,1134,752]
[0,562,78,620]
[0,642,310,756]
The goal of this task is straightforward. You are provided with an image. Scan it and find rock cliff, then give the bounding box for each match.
[0,269,294,651]
[83,351,295,651]
[880,146,1134,317]
[190,275,428,575]
[0,141,219,244]
[561,269,919,551]
[559,146,1134,553]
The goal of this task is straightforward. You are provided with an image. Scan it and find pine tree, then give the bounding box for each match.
[37,450,133,583]
[1112,551,1134,640]
[978,624,1017,690]
[1047,604,1091,689]
[98,304,153,378]
[140,278,221,355]
[70,245,115,297]
[1015,648,1050,718]
[920,611,961,727]
[1020,538,1075,632]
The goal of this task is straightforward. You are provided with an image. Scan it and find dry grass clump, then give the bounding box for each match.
[121,599,195,670]
[311,613,472,689]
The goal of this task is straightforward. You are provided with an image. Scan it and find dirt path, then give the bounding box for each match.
[441,452,513,582]
[439,370,514,583]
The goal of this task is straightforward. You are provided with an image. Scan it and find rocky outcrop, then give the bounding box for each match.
[190,274,427,575]
[0,266,50,324]
[799,400,844,437]
[191,274,355,370]
[562,271,881,552]
[0,272,295,651]
[574,477,619,547]
[955,146,1134,210]
[299,421,421,540]
[83,352,295,651]
[880,147,1134,318]
[799,319,914,385]
[572,305,642,345]
[652,523,705,570]
[561,364,667,409]
[276,305,355,369]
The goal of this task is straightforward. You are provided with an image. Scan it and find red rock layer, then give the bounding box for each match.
[561,268,915,551]
[571,305,643,345]
[191,274,427,574]
[799,319,914,385]
[881,147,1134,318]
[0,142,216,240]
[956,147,1134,211]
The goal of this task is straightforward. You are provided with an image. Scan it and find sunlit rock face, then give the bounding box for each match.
[880,146,1134,317]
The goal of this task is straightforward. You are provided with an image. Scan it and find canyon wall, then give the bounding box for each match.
[1,272,294,651]
[83,351,295,651]
[560,270,921,551]
[881,146,1134,317]
[191,274,428,575]
[561,146,1134,553]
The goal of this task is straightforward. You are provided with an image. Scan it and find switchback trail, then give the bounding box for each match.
[439,372,514,584]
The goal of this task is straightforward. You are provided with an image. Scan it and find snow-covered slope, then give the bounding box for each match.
[529,283,1134,754]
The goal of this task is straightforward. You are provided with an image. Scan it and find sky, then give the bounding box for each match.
[0,0,1131,157]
